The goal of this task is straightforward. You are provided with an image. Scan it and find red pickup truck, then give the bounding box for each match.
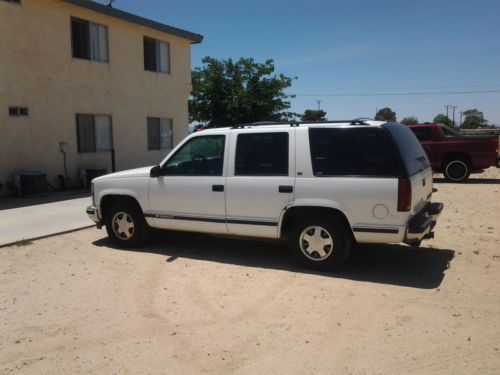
[408,123,499,182]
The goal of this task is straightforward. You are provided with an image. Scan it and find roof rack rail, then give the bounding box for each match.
[229,118,373,129]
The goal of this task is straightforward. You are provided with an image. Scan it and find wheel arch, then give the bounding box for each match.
[280,206,355,242]
[441,152,472,170]
[100,194,143,221]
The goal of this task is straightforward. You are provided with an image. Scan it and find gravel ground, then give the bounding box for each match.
[1,168,499,374]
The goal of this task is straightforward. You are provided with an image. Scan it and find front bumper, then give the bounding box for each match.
[86,206,102,228]
[404,202,444,245]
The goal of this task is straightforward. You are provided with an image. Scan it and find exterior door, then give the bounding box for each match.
[225,129,295,239]
[148,134,228,234]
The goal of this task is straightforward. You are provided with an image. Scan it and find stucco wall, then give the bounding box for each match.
[0,0,194,195]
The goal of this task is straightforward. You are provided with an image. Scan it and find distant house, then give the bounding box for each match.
[0,0,202,195]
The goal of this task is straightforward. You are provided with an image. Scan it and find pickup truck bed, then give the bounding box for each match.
[408,123,499,182]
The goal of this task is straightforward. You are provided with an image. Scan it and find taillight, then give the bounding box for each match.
[398,177,411,212]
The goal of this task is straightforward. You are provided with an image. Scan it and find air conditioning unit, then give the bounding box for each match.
[15,172,48,197]
[80,168,107,189]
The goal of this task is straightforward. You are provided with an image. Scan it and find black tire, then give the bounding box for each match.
[105,200,150,248]
[443,158,471,182]
[289,216,351,271]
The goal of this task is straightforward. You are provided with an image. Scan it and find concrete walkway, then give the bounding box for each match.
[0,192,93,247]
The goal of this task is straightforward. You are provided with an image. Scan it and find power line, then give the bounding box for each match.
[294,89,500,97]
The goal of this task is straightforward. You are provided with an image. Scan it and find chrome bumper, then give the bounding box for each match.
[404,202,444,245]
[86,206,102,228]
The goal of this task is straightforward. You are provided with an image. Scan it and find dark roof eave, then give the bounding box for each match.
[61,0,203,43]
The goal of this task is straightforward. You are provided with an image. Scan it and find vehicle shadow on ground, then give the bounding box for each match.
[433,177,500,184]
[0,190,90,210]
[93,231,455,289]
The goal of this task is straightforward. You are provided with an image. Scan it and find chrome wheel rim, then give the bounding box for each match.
[446,161,467,181]
[112,211,135,240]
[299,226,334,261]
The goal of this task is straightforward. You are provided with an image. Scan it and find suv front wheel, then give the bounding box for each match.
[105,201,150,248]
[289,216,351,271]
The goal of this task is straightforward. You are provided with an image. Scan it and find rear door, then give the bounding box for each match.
[225,129,295,238]
[385,124,433,215]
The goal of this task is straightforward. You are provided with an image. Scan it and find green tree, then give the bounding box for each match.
[400,116,419,125]
[375,107,396,122]
[301,109,327,122]
[433,114,453,128]
[461,109,488,129]
[189,57,296,127]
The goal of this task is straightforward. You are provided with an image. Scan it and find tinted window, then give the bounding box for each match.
[409,127,432,141]
[164,135,225,176]
[235,133,289,176]
[383,123,430,176]
[309,128,396,176]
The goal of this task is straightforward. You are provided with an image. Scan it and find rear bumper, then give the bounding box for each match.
[86,206,102,228]
[404,202,444,245]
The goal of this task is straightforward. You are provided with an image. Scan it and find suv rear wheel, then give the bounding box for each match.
[443,158,471,182]
[289,216,351,271]
[105,201,150,248]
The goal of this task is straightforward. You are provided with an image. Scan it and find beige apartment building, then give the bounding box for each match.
[0,0,202,195]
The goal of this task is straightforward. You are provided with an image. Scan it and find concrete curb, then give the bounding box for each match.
[0,224,96,248]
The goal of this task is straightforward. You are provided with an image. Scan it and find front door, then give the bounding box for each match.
[148,134,228,234]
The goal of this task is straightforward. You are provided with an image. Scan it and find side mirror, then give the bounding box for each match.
[150,165,161,178]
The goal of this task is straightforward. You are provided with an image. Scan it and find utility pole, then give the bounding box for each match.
[316,100,322,111]
[451,105,457,128]
[459,111,463,127]
[445,105,451,118]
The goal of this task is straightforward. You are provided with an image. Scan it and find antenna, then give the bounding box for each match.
[106,0,115,7]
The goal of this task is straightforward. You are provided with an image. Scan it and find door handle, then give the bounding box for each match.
[212,185,224,192]
[279,185,293,193]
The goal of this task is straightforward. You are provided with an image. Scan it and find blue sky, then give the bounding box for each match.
[108,0,499,125]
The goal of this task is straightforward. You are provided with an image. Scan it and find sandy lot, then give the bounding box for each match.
[1,168,499,374]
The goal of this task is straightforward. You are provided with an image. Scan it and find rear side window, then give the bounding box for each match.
[235,132,289,176]
[409,126,432,142]
[383,123,430,177]
[309,128,396,176]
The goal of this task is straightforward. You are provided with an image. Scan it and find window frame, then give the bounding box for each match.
[143,36,170,74]
[234,132,290,177]
[161,135,226,176]
[71,17,109,63]
[147,117,173,151]
[308,127,398,178]
[76,113,113,153]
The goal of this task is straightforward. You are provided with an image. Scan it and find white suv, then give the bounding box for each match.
[87,120,443,270]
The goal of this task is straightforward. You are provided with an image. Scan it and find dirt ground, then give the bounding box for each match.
[1,168,499,374]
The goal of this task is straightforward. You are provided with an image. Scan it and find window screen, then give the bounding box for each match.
[235,133,289,176]
[148,117,173,150]
[309,128,396,176]
[72,18,108,62]
[144,37,170,73]
[76,114,112,153]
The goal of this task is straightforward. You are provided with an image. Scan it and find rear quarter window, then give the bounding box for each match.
[383,123,430,177]
[409,126,432,142]
[308,127,397,176]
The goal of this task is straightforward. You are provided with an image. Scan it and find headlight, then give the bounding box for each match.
[91,183,95,206]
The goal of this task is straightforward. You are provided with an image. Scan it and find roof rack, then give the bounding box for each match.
[230,118,373,129]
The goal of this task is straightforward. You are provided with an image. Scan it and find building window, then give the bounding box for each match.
[144,37,170,73]
[71,17,109,62]
[8,106,28,116]
[147,117,173,150]
[235,133,289,176]
[76,114,113,153]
